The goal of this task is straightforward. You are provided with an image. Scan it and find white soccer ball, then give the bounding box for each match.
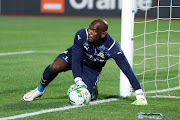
[69,87,91,105]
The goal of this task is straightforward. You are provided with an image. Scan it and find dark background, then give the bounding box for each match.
[1,0,180,18]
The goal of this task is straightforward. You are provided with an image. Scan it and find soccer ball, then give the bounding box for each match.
[68,87,91,105]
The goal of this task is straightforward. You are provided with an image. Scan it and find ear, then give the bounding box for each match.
[101,32,107,38]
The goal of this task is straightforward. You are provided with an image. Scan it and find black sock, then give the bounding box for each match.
[40,65,59,88]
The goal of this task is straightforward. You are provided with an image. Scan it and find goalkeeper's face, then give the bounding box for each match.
[88,19,108,43]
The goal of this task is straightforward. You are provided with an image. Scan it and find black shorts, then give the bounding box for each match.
[57,48,72,71]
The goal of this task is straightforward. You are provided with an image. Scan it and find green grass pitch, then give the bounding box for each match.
[0,16,179,120]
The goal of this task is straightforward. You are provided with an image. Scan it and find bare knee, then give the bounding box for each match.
[50,58,67,72]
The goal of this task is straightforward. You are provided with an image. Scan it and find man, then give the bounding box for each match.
[23,19,147,105]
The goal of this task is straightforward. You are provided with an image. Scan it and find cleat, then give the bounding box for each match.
[91,84,98,100]
[23,88,43,101]
[131,93,148,105]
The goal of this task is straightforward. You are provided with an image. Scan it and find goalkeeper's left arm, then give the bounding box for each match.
[112,49,141,91]
[110,44,147,105]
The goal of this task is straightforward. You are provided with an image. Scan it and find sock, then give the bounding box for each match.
[40,65,59,88]
[135,89,143,95]
[38,84,44,92]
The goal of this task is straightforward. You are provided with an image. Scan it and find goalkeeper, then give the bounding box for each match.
[23,19,147,105]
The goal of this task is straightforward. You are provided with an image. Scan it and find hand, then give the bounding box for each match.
[67,77,87,95]
[131,93,148,105]
[74,77,87,89]
[67,84,76,95]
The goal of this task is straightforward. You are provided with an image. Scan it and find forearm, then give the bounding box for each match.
[114,54,141,91]
[119,62,141,90]
[72,45,83,78]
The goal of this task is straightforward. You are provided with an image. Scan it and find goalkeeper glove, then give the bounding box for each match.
[67,84,76,95]
[74,77,87,89]
[131,89,148,105]
[67,77,87,95]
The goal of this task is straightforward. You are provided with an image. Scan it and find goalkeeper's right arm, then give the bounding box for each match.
[67,77,87,95]
[74,77,87,88]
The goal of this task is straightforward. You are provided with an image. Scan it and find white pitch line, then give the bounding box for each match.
[0,51,35,56]
[145,86,180,94]
[0,51,62,56]
[0,51,179,57]
[131,86,180,96]
[0,98,118,120]
[35,51,62,53]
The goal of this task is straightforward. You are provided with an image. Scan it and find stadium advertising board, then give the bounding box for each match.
[1,0,180,18]
[41,0,65,13]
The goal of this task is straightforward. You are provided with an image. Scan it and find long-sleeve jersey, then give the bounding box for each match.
[71,28,141,90]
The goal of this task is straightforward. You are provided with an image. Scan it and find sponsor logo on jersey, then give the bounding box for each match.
[97,52,105,59]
